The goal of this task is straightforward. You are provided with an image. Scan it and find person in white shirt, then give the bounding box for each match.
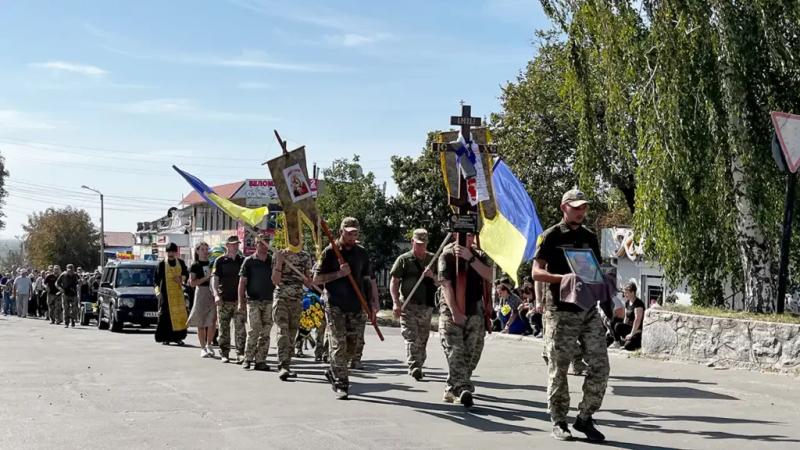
[13,270,33,318]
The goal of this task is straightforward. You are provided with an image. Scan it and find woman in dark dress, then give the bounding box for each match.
[155,243,189,345]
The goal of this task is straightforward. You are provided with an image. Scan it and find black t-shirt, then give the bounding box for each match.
[57,272,80,296]
[212,255,243,302]
[239,254,275,302]
[625,297,645,333]
[533,221,601,312]
[315,243,372,313]
[44,274,58,294]
[438,244,489,316]
[190,261,211,287]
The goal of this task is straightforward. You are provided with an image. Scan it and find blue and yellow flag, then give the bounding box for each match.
[479,160,543,285]
[173,165,269,229]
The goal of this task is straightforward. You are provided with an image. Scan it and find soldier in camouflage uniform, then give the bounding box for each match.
[44,266,62,324]
[391,228,438,381]
[272,248,313,381]
[239,236,276,371]
[212,236,246,364]
[313,217,379,399]
[532,189,610,442]
[438,233,493,408]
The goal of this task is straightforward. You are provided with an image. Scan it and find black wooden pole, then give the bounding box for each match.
[776,171,797,314]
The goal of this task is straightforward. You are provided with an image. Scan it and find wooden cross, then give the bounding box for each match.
[451,104,481,142]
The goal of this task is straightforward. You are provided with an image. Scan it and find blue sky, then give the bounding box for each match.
[0,0,549,239]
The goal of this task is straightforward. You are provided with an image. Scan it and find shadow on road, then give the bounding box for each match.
[352,392,543,434]
[609,375,715,385]
[611,385,738,400]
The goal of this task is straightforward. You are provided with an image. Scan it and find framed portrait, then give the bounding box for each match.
[563,248,604,284]
[282,163,313,203]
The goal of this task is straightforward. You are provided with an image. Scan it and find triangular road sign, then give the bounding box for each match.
[771,111,800,173]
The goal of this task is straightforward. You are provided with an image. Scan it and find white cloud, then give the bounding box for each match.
[109,98,276,122]
[326,32,391,48]
[185,50,338,73]
[0,109,65,131]
[29,61,109,77]
[237,81,273,90]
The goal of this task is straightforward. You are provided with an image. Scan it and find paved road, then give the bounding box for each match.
[1,315,798,450]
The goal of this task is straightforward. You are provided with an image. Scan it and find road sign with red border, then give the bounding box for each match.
[771,111,800,173]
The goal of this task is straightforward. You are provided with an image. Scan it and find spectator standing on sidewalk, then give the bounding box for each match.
[13,269,33,318]
[57,265,80,328]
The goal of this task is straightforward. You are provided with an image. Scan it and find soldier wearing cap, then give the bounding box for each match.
[238,234,276,371]
[532,189,609,442]
[211,235,247,364]
[390,228,438,381]
[313,217,379,399]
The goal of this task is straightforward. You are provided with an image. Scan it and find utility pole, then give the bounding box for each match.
[82,185,105,268]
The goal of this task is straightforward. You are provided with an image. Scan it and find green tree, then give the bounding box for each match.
[634,0,800,311]
[317,156,401,272]
[0,153,10,230]
[389,132,451,249]
[23,207,100,269]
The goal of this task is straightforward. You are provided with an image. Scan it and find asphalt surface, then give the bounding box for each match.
[1,314,799,450]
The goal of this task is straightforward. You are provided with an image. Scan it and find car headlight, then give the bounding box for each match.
[120,298,135,308]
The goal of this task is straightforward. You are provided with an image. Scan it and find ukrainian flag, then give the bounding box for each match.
[480,160,543,285]
[173,165,269,229]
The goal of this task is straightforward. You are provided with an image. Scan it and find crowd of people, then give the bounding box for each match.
[1,264,101,327]
[5,189,652,443]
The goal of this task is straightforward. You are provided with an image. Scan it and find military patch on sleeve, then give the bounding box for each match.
[536,234,544,249]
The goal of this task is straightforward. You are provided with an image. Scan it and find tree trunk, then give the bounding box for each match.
[715,3,776,313]
[730,154,775,312]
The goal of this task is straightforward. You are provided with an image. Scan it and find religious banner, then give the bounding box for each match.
[266,135,320,252]
[437,127,497,222]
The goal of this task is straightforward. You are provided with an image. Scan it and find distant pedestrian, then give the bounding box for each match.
[612,282,645,351]
[154,243,189,345]
[44,267,61,324]
[56,265,80,328]
[14,270,33,318]
[187,242,217,358]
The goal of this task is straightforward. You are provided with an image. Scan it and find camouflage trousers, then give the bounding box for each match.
[544,307,610,424]
[400,304,433,373]
[439,304,485,396]
[217,302,246,358]
[245,301,273,363]
[62,295,78,323]
[47,293,62,322]
[272,295,302,369]
[326,305,366,383]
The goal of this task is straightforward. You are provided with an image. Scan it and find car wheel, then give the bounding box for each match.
[109,307,123,333]
[97,304,109,330]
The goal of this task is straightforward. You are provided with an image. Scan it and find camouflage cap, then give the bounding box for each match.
[411,228,429,244]
[561,189,589,207]
[340,217,360,231]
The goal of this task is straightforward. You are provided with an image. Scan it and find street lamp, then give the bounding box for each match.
[81,185,105,268]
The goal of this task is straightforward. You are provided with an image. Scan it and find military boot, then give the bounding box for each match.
[573,416,605,442]
[551,422,573,441]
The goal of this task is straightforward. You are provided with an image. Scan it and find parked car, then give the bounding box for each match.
[96,260,158,332]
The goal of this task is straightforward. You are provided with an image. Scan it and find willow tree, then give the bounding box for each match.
[540,0,647,213]
[636,0,800,311]
[538,0,800,311]
[490,32,579,227]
